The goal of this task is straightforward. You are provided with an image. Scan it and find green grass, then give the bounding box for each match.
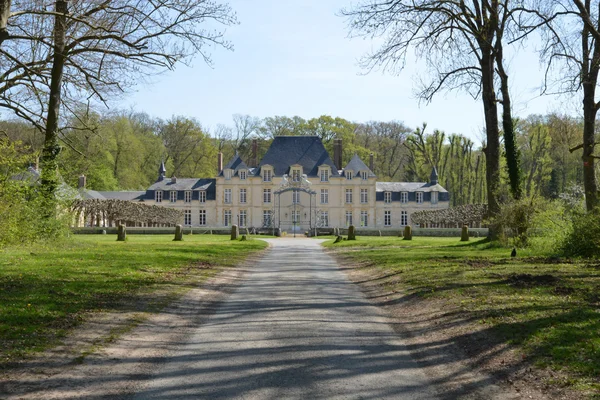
[0,234,267,366]
[325,237,600,395]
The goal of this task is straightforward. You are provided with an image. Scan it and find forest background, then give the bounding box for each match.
[1,110,584,208]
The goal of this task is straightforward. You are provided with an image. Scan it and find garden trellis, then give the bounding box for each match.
[411,204,487,227]
[72,199,183,227]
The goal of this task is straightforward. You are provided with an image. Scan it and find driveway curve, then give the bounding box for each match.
[133,237,438,399]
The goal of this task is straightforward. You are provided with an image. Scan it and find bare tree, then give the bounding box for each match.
[159,116,215,178]
[0,0,237,196]
[342,0,526,236]
[355,120,411,180]
[530,0,600,210]
[230,114,260,154]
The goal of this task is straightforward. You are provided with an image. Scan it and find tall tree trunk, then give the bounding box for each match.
[496,42,522,200]
[480,48,501,239]
[582,83,598,210]
[0,0,10,44]
[581,3,599,211]
[41,0,68,204]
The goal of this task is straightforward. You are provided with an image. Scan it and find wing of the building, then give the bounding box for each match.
[79,136,450,230]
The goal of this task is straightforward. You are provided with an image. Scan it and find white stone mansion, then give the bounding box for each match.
[84,136,450,231]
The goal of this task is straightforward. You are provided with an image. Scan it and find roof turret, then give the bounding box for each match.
[158,161,166,181]
[430,166,439,185]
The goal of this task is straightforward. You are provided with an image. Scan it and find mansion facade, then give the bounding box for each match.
[84,136,450,231]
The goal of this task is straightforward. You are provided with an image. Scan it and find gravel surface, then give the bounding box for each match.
[133,238,438,399]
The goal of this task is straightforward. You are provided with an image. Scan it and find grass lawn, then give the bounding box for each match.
[0,234,267,366]
[324,237,600,395]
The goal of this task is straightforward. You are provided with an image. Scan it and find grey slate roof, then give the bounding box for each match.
[219,154,249,177]
[78,190,145,201]
[256,136,340,177]
[344,154,376,177]
[376,182,448,193]
[80,189,106,200]
[11,166,40,184]
[13,167,80,199]
[148,178,214,191]
[98,191,146,201]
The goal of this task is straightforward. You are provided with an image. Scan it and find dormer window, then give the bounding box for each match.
[384,191,392,204]
[224,170,232,180]
[184,191,192,203]
[416,192,424,204]
[292,168,301,182]
[239,170,247,180]
[400,191,408,203]
[320,168,329,182]
[361,171,368,180]
[345,171,353,180]
[263,169,272,182]
[155,190,163,203]
[431,191,438,204]
[170,191,177,203]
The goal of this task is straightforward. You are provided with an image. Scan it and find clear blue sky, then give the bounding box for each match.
[120,0,572,144]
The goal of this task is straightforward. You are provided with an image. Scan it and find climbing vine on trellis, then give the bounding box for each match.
[72,199,183,226]
[411,204,487,226]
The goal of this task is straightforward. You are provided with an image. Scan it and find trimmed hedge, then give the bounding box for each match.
[327,228,489,237]
[72,227,233,235]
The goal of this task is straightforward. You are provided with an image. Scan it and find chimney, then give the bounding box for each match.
[369,153,374,171]
[217,152,223,173]
[78,174,86,189]
[252,139,258,167]
[333,139,343,170]
[171,176,177,184]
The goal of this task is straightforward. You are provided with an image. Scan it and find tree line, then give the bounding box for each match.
[342,0,600,240]
[1,0,600,243]
[3,110,585,208]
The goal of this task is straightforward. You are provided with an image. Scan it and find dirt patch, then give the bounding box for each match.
[506,273,559,288]
[331,252,583,400]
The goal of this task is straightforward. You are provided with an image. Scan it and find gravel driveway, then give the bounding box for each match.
[132,238,438,399]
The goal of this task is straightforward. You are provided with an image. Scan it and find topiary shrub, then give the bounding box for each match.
[403,225,412,240]
[562,209,600,258]
[461,225,469,242]
[231,224,239,240]
[117,224,126,241]
[348,225,356,240]
[174,224,183,241]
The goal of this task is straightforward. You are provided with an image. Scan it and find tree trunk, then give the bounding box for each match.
[480,49,501,239]
[41,0,68,204]
[582,82,598,210]
[496,43,522,200]
[581,3,600,212]
[0,0,10,44]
